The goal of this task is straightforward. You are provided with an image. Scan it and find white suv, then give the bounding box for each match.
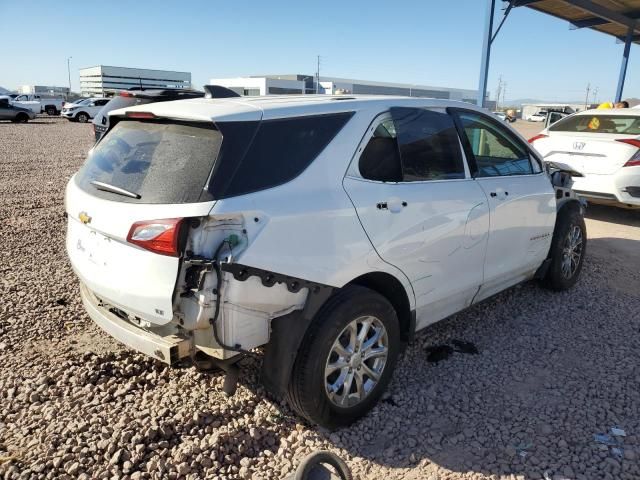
[65,96,586,428]
[62,97,110,123]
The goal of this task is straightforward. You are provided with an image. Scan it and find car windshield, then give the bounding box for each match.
[549,114,640,134]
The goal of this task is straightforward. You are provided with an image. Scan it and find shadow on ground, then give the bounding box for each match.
[312,237,640,479]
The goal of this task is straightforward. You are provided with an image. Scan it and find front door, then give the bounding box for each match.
[451,109,556,301]
[343,107,490,329]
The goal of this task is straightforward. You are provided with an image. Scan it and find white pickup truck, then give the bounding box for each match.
[11,94,65,115]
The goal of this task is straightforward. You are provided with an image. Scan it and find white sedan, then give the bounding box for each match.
[530,109,640,209]
[527,111,548,122]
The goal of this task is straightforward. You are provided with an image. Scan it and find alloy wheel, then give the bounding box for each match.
[561,224,583,279]
[324,316,389,408]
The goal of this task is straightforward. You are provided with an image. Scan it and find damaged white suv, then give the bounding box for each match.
[66,95,586,428]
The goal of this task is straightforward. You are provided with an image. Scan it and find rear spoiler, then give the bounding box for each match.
[203,85,241,99]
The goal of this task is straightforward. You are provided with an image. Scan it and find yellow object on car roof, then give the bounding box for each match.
[597,102,613,109]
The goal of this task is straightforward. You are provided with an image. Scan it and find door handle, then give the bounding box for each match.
[490,191,509,199]
[377,200,408,212]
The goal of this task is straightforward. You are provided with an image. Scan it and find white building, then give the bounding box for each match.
[18,85,70,96]
[210,74,480,102]
[79,65,191,96]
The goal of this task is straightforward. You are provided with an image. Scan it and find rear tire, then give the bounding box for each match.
[541,205,587,291]
[76,112,89,123]
[15,113,29,123]
[45,106,58,116]
[287,285,401,428]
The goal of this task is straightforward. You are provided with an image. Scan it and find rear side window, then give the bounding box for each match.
[549,114,640,134]
[391,107,465,181]
[210,112,353,198]
[76,120,222,204]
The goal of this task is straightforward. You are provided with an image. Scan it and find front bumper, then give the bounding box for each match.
[61,111,75,119]
[80,283,191,364]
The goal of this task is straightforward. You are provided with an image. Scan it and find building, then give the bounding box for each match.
[18,85,70,97]
[79,65,191,96]
[210,74,484,104]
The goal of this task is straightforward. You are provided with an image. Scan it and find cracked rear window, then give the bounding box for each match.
[75,120,222,204]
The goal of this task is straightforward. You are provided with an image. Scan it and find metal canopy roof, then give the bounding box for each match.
[515,0,640,45]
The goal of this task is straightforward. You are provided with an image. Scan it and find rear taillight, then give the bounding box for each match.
[616,139,640,167]
[528,134,548,144]
[127,218,184,256]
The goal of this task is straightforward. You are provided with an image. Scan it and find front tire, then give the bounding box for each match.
[287,285,400,428]
[15,113,29,123]
[76,112,89,123]
[541,204,587,290]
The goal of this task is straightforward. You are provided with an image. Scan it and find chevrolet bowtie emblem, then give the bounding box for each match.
[78,211,92,224]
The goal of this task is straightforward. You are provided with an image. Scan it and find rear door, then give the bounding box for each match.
[66,118,230,324]
[343,108,490,328]
[451,109,556,300]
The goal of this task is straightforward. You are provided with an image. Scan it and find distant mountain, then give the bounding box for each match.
[0,86,12,95]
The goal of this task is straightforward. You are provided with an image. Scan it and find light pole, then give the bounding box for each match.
[67,57,72,96]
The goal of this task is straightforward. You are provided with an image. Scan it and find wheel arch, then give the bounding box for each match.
[261,269,415,398]
[347,271,415,344]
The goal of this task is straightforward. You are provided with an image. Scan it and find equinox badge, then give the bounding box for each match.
[78,211,92,224]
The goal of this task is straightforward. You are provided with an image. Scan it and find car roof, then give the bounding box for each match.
[111,95,489,122]
[573,108,640,117]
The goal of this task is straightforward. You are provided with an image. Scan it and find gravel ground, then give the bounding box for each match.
[1,117,639,480]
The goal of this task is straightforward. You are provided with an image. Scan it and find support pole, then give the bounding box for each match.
[615,26,633,103]
[477,0,496,107]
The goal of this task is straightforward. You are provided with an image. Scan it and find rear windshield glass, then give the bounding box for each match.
[75,120,222,204]
[549,114,640,135]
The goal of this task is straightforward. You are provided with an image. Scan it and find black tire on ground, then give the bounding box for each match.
[45,106,58,116]
[15,113,29,123]
[541,204,587,291]
[287,285,401,428]
[76,112,89,123]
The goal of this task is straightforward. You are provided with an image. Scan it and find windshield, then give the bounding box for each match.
[75,120,222,204]
[549,114,640,134]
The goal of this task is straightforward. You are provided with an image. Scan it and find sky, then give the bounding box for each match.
[1,0,638,103]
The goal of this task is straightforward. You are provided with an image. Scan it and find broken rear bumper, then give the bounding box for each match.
[80,283,191,364]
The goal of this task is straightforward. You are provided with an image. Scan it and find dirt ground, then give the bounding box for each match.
[1,116,639,480]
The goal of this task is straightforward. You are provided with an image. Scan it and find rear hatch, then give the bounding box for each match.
[539,113,640,174]
[66,117,224,325]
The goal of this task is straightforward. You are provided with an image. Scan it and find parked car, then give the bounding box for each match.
[530,108,640,209]
[0,97,37,122]
[11,94,65,115]
[61,97,110,123]
[492,111,508,121]
[66,96,586,428]
[527,110,548,122]
[92,88,206,141]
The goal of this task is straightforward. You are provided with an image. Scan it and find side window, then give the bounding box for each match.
[210,112,354,198]
[391,107,465,181]
[358,119,402,182]
[456,111,533,177]
[96,99,109,106]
